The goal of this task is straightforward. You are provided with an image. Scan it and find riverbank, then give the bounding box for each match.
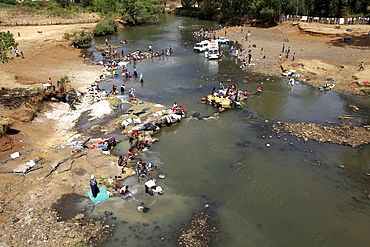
[216,22,370,95]
[0,22,203,246]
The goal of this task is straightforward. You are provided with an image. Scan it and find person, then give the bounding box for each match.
[137,202,150,213]
[105,38,108,45]
[292,52,296,61]
[139,73,144,82]
[359,62,364,71]
[282,44,285,53]
[108,137,116,147]
[128,88,135,100]
[90,175,100,198]
[118,156,124,166]
[48,78,52,84]
[257,86,263,93]
[121,85,125,94]
[20,51,24,59]
[120,185,131,199]
[112,85,118,94]
[125,149,134,159]
[279,54,282,63]
[173,102,178,108]
[220,81,224,89]
[133,67,138,78]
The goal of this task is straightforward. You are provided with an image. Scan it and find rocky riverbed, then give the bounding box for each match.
[272,120,370,147]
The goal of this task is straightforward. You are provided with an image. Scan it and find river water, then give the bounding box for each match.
[83,14,370,247]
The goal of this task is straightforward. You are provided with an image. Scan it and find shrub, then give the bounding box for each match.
[72,31,93,48]
[93,19,118,36]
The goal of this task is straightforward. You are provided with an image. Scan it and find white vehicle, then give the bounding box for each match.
[208,47,219,60]
[194,40,211,52]
[208,40,219,60]
[216,37,230,44]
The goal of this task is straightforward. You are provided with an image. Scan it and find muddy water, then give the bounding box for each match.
[83,15,370,247]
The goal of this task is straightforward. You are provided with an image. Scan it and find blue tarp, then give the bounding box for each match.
[87,187,110,204]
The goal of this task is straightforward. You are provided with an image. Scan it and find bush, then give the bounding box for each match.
[93,19,118,36]
[72,31,93,48]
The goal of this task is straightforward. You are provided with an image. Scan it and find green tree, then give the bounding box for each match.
[119,0,162,25]
[72,31,93,47]
[0,31,18,63]
[92,19,118,36]
[93,0,117,14]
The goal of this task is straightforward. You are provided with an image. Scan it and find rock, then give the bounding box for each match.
[74,214,85,220]
[104,211,113,216]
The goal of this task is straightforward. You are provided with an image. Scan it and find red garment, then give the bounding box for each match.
[125,151,133,158]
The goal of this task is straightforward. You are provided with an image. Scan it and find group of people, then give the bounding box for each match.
[207,83,249,108]
[279,44,296,62]
[193,27,217,40]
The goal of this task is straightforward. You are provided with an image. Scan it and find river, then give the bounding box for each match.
[83,14,370,247]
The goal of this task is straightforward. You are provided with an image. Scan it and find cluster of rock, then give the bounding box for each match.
[177,206,218,247]
[1,207,111,246]
[272,121,370,147]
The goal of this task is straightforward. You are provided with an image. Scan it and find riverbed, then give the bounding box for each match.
[83,14,370,247]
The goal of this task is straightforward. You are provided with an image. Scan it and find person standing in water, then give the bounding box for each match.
[139,73,144,82]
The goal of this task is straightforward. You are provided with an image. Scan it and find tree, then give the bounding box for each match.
[0,31,18,63]
[92,19,118,36]
[93,0,117,15]
[119,0,163,25]
[72,31,93,47]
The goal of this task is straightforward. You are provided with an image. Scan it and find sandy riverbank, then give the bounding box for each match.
[215,22,370,94]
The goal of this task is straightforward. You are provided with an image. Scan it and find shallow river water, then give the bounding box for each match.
[81,14,370,247]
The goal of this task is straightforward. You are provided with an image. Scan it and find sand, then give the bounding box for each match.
[215,22,370,94]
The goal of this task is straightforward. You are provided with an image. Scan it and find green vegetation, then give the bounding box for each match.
[71,31,93,47]
[93,19,118,36]
[0,0,164,26]
[360,88,370,95]
[58,75,71,95]
[176,0,370,25]
[0,31,18,63]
